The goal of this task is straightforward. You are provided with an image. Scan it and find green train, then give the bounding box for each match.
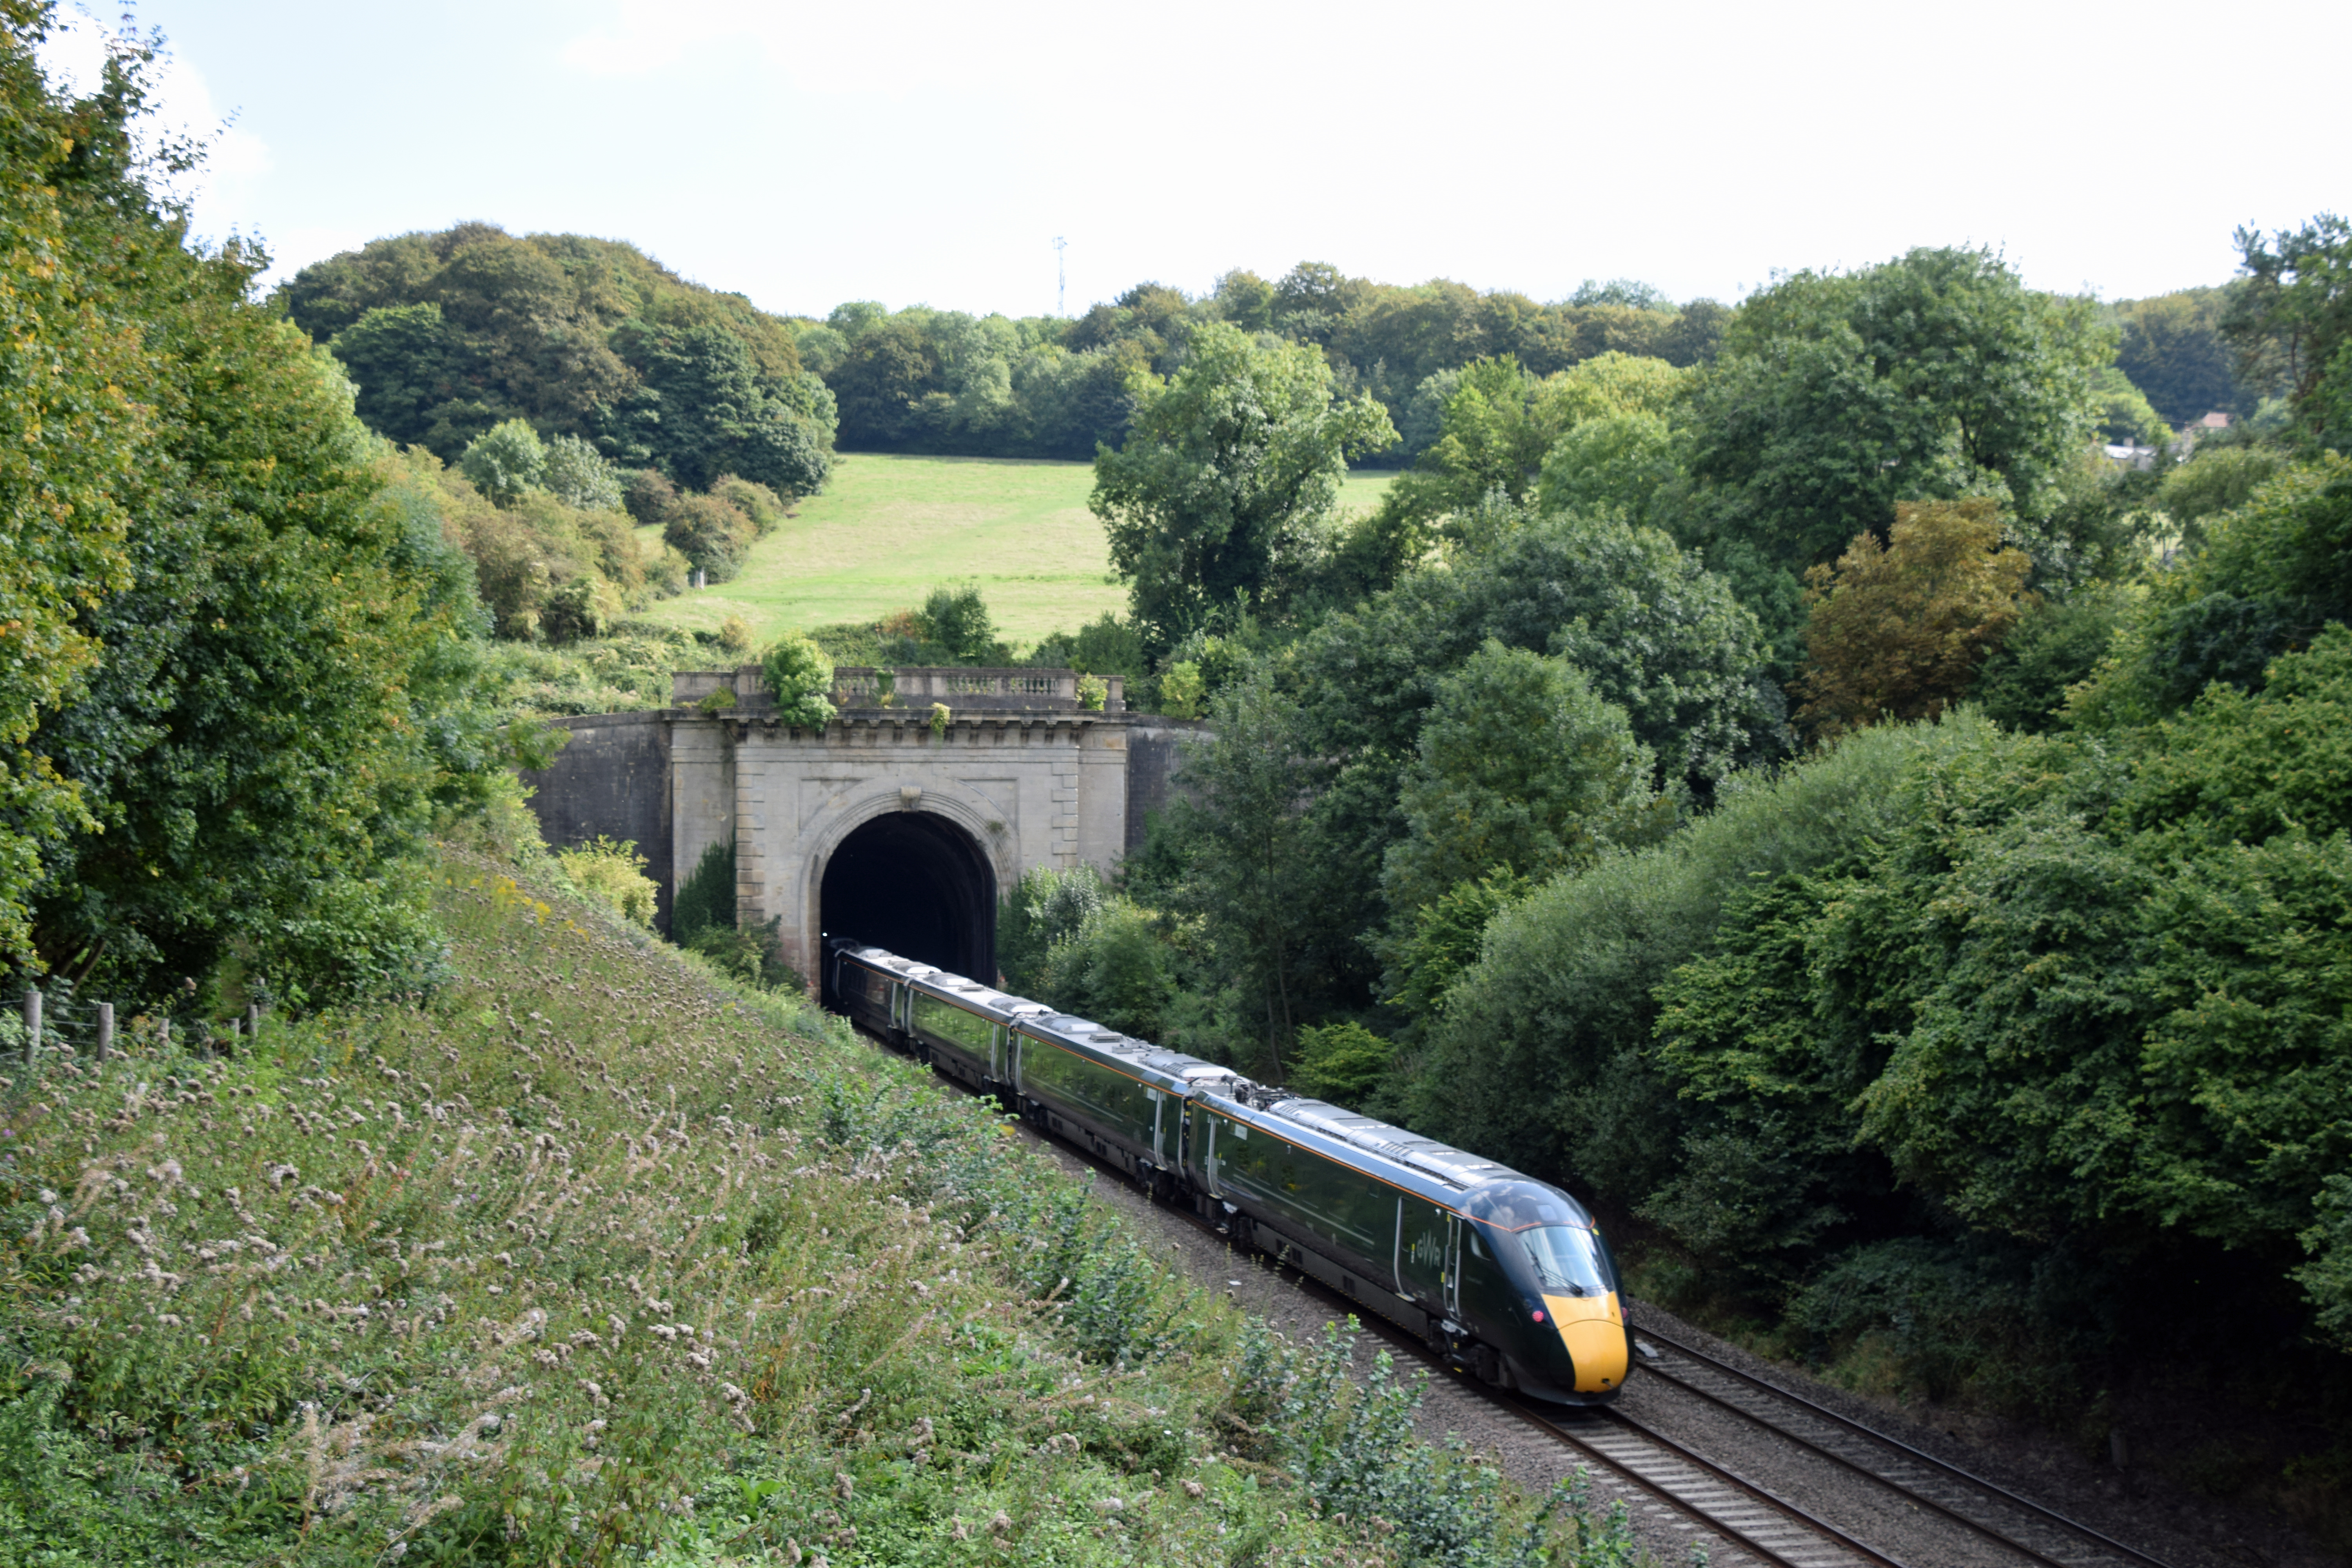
[826,938,1633,1404]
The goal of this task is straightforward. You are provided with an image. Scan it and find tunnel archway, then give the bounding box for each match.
[818,809,998,988]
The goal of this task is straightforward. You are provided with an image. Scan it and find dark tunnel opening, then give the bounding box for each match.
[818,811,997,994]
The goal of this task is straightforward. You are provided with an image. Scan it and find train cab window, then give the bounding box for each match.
[1515,1225,1612,1298]
[1468,1231,1486,1259]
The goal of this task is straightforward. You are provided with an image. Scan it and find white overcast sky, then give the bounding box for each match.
[45,0,2349,321]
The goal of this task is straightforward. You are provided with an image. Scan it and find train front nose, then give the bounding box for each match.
[1544,1292,1629,1394]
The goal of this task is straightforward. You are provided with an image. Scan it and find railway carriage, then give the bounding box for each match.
[826,938,1632,1403]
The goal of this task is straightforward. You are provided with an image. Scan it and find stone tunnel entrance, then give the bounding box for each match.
[817,810,998,990]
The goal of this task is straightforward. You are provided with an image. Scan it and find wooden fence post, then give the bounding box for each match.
[21,988,39,1068]
[96,1002,114,1058]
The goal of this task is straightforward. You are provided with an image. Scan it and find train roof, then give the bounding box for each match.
[835,940,1591,1224]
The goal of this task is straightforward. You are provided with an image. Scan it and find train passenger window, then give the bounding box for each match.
[1516,1226,1611,1298]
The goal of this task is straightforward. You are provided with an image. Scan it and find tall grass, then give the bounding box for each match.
[1,846,1636,1566]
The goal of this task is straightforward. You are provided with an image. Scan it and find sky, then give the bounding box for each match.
[39,0,2350,322]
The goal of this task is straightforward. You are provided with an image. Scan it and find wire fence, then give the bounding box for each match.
[11,980,268,1074]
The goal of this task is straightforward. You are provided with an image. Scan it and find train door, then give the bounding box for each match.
[1444,1214,1464,1321]
[1148,1088,1166,1169]
[1201,1110,1222,1198]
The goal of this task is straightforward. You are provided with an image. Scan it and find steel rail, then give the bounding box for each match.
[1631,1350,2084,1568]
[1503,1394,1916,1568]
[1633,1325,2174,1568]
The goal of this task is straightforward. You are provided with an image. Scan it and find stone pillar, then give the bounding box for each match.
[96,1002,114,1058]
[734,737,767,926]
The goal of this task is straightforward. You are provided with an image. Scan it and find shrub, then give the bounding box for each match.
[760,632,837,729]
[671,838,735,942]
[916,580,1001,663]
[554,834,658,926]
[662,492,756,581]
[457,416,547,505]
[1158,658,1205,719]
[709,473,788,535]
[1076,671,1109,711]
[1033,898,1179,1038]
[1287,1020,1395,1107]
[543,432,625,511]
[717,613,752,654]
[621,466,676,525]
[686,916,802,992]
[996,864,1105,992]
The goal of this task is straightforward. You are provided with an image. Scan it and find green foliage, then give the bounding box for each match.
[1971,588,2127,732]
[1537,410,1680,525]
[916,579,1002,662]
[670,838,735,943]
[708,472,788,534]
[1685,246,2112,581]
[2076,454,2352,723]
[1384,866,1534,1025]
[621,464,676,524]
[2158,441,2288,547]
[686,915,802,992]
[0,33,520,1004]
[2092,366,2167,445]
[662,490,756,581]
[2114,286,2240,426]
[1382,642,1668,925]
[996,863,1105,993]
[554,834,658,925]
[1033,898,1180,1040]
[1411,718,1980,1200]
[543,432,624,510]
[1158,659,1205,719]
[759,632,837,729]
[1091,321,1396,655]
[457,415,546,504]
[283,221,835,484]
[0,9,147,962]
[2224,213,2352,447]
[1286,1020,1396,1107]
[1076,672,1109,711]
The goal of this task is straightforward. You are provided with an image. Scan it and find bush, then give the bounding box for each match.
[543,432,624,511]
[717,613,752,654]
[709,473,789,534]
[554,834,658,926]
[662,492,756,581]
[1287,1020,1395,1107]
[671,838,735,942]
[760,632,838,729]
[916,580,1002,663]
[621,466,676,525]
[1033,898,1179,1038]
[996,864,1106,993]
[457,416,547,505]
[686,916,803,992]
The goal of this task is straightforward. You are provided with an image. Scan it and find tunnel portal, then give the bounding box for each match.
[818,810,998,987]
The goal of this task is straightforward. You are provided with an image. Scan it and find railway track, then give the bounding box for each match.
[854,1025,2177,1568]
[1623,1326,2171,1568]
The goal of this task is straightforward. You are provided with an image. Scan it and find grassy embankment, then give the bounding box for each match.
[631,455,1399,653]
[0,836,1618,1567]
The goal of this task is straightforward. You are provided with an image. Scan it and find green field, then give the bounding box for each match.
[634,453,1399,651]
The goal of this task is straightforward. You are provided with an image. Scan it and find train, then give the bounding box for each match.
[826,937,1633,1404]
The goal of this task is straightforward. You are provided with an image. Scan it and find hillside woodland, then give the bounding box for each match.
[0,14,1651,1566]
[1004,229,2352,1538]
[9,0,2352,1551]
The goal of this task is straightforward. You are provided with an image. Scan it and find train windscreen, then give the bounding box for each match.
[1514,1225,1612,1298]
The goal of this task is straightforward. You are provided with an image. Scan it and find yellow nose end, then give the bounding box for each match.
[1544,1292,1628,1393]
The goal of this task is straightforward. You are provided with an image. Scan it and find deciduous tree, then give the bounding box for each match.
[1795,500,2031,737]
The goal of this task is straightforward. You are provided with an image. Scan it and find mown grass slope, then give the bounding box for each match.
[0,841,1617,1567]
[631,456,1399,652]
